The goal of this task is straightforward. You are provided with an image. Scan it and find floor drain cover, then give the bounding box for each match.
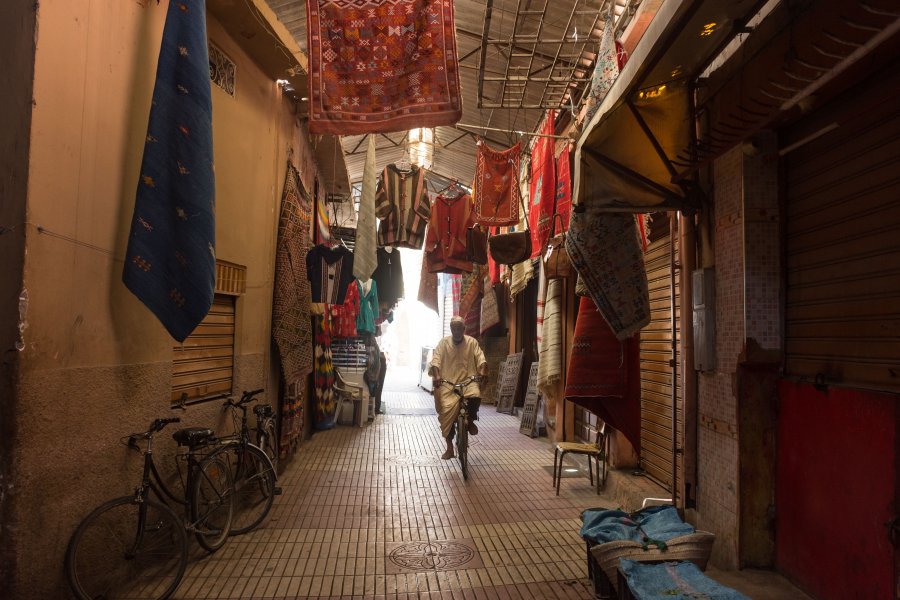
[388,541,475,571]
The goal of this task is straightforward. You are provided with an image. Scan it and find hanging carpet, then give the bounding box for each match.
[566,208,650,339]
[306,0,462,135]
[554,146,572,233]
[272,164,315,384]
[565,296,641,453]
[528,110,556,258]
[474,141,522,226]
[537,277,563,409]
[122,0,215,343]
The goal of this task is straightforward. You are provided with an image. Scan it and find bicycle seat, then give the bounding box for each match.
[172,427,215,448]
[253,404,274,418]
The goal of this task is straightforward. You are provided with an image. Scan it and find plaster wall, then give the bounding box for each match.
[11,1,297,596]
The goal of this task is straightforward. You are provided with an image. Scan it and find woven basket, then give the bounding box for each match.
[590,531,716,591]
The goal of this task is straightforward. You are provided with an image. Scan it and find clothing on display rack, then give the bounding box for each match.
[306,244,356,304]
[356,279,380,336]
[329,279,360,338]
[371,246,404,308]
[424,193,476,274]
[375,164,431,249]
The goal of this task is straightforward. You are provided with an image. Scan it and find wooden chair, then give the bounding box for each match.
[334,367,363,426]
[553,422,610,495]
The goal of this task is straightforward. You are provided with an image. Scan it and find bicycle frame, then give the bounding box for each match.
[130,429,227,534]
[222,393,278,481]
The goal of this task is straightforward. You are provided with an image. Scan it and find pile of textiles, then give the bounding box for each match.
[619,559,749,600]
[580,506,695,547]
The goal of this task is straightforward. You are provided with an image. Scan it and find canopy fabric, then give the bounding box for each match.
[573,0,764,212]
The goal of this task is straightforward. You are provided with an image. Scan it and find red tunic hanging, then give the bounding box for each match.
[424,193,475,274]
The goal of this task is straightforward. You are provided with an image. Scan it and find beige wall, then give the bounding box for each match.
[11,1,299,596]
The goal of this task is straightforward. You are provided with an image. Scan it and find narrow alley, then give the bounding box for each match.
[174,370,600,599]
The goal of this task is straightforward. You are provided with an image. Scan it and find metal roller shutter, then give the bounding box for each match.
[172,295,236,403]
[784,80,900,392]
[640,216,682,493]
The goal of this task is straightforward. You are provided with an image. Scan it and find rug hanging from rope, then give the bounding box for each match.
[306,0,462,134]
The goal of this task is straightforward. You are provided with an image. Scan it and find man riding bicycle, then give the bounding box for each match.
[429,316,488,460]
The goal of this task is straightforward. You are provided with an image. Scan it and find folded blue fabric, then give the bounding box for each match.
[619,559,750,600]
[580,506,695,545]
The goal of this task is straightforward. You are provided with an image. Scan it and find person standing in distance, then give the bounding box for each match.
[429,316,488,460]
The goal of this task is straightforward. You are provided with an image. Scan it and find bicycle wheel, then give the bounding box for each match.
[456,413,469,481]
[258,418,279,474]
[66,496,187,600]
[212,443,276,535]
[190,453,234,552]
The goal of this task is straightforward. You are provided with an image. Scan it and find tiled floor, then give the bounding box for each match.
[175,369,608,599]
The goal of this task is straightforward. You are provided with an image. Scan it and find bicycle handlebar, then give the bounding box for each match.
[151,417,180,432]
[124,416,181,448]
[438,375,480,388]
[223,389,265,409]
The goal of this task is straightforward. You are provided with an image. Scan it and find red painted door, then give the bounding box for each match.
[776,381,897,599]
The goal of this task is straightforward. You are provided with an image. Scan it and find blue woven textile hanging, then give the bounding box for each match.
[123,0,215,342]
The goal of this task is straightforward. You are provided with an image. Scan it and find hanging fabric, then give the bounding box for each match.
[566,208,650,339]
[353,136,378,281]
[306,0,462,134]
[554,145,572,233]
[418,243,439,313]
[584,19,620,125]
[375,164,431,249]
[458,264,485,320]
[312,308,337,430]
[536,262,547,347]
[480,275,501,333]
[122,0,216,342]
[425,193,476,274]
[474,140,522,226]
[306,244,355,304]
[528,110,557,258]
[565,297,641,453]
[371,247,404,309]
[272,164,314,383]
[356,279,380,335]
[328,279,360,338]
[537,278,563,409]
[315,179,332,243]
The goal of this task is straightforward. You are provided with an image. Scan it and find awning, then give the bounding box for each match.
[572,0,765,212]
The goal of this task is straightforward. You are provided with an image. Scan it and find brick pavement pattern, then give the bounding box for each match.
[176,370,608,599]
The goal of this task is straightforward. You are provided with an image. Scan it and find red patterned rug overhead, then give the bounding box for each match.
[306,0,463,135]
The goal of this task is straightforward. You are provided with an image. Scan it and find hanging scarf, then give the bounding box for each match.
[353,135,377,280]
[122,0,215,342]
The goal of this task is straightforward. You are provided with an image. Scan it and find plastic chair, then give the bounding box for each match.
[334,367,363,426]
[553,422,610,495]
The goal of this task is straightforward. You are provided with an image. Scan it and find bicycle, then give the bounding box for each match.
[206,389,280,535]
[65,417,234,600]
[438,375,480,481]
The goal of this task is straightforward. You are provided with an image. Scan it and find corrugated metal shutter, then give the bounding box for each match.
[172,294,236,403]
[784,87,900,392]
[639,217,682,493]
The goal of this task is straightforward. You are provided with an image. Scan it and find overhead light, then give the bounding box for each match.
[276,79,289,86]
